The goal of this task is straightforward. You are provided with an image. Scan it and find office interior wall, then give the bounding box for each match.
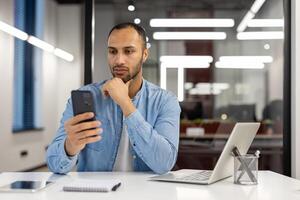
[56,5,83,126]
[0,0,82,171]
[93,5,115,82]
[0,0,15,170]
[291,0,300,179]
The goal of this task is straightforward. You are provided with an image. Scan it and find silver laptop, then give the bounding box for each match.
[150,122,260,185]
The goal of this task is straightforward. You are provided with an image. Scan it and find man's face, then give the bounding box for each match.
[107,27,148,83]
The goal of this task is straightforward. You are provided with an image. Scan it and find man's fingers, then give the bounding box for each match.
[103,90,110,97]
[79,135,101,145]
[72,120,101,133]
[67,112,94,126]
[77,128,102,140]
[101,83,110,97]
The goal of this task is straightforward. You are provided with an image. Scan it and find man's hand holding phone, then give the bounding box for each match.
[64,112,103,156]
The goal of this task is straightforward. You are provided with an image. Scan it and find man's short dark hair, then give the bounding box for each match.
[108,22,147,49]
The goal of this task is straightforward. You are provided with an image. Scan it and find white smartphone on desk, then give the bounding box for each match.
[0,181,54,193]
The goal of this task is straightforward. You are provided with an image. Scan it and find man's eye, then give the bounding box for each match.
[125,49,134,54]
[109,50,117,54]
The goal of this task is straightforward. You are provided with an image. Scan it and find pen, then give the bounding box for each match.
[112,182,121,191]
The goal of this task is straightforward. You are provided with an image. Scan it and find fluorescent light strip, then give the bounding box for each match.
[185,82,194,90]
[160,56,213,63]
[0,20,74,62]
[250,0,266,13]
[54,48,74,62]
[193,83,229,95]
[237,31,284,40]
[195,83,230,90]
[0,21,28,40]
[161,62,210,68]
[237,11,255,32]
[237,0,266,32]
[215,61,265,69]
[247,19,284,27]
[212,83,230,90]
[27,36,55,52]
[153,32,226,40]
[189,87,221,95]
[150,18,234,27]
[219,56,273,63]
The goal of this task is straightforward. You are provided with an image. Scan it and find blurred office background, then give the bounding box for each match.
[0,0,299,177]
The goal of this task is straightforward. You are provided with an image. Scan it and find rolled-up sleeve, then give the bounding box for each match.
[124,94,181,174]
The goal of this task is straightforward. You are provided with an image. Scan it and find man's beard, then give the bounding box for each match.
[111,56,143,83]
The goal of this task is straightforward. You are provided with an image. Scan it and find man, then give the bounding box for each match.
[46,23,181,174]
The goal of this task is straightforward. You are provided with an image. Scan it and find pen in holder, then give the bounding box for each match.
[232,146,260,185]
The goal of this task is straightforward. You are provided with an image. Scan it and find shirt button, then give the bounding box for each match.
[133,155,136,159]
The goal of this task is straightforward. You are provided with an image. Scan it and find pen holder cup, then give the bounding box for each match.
[234,154,258,185]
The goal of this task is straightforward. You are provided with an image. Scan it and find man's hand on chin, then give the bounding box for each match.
[101,78,136,117]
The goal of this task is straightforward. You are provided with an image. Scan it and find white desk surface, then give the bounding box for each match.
[0,171,299,200]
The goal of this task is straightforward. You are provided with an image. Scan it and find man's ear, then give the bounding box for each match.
[142,48,149,63]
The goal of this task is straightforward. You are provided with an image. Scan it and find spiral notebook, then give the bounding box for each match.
[63,179,121,192]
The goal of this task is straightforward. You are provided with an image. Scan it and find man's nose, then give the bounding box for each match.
[115,53,126,65]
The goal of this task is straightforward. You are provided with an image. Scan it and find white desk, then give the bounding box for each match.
[0,171,299,200]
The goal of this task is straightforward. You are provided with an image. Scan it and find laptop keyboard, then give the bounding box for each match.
[175,171,212,181]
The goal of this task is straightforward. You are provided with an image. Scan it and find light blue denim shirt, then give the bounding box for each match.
[46,79,181,174]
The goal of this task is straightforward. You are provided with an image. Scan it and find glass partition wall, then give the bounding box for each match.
[94,0,286,174]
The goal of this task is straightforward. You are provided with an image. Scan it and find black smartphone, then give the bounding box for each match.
[71,90,96,123]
